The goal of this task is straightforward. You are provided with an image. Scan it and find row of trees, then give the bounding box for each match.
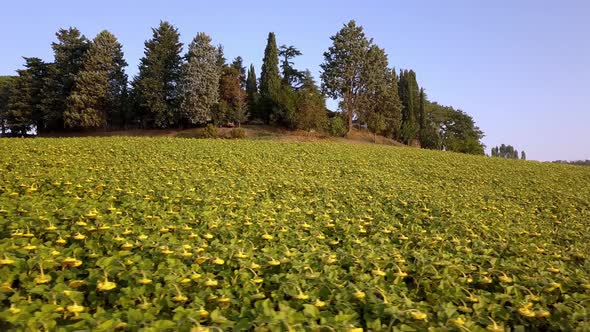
[1,20,486,154]
[320,21,485,154]
[491,144,526,160]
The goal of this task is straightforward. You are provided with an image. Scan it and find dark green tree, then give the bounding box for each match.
[41,27,90,132]
[132,21,183,128]
[259,32,281,123]
[64,30,128,129]
[364,67,402,140]
[245,64,259,118]
[491,144,521,159]
[0,76,16,135]
[230,56,246,88]
[279,45,304,87]
[292,70,327,132]
[521,151,526,160]
[398,69,420,144]
[438,107,485,155]
[7,58,47,135]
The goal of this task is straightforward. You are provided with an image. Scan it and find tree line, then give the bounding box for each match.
[0,20,486,154]
[491,144,526,160]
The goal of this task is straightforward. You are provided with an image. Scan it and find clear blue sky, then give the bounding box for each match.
[1,0,588,161]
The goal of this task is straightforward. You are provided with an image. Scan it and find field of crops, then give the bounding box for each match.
[0,138,589,331]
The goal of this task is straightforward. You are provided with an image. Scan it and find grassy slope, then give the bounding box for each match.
[39,125,406,147]
[0,138,589,330]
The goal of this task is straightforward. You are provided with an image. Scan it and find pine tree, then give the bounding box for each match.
[320,20,388,132]
[279,45,304,87]
[259,32,281,123]
[230,56,246,88]
[0,76,16,135]
[132,21,183,128]
[7,58,47,135]
[179,32,220,125]
[64,30,127,129]
[41,27,90,132]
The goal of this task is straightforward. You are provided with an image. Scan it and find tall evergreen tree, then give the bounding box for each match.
[132,21,183,128]
[64,30,127,129]
[279,45,304,87]
[179,32,220,125]
[230,56,246,88]
[246,64,259,116]
[0,76,17,135]
[293,70,327,131]
[398,69,420,144]
[7,58,47,135]
[41,27,89,132]
[259,32,281,123]
[370,68,402,139]
[320,20,388,132]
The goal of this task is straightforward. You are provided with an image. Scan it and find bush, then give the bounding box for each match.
[203,124,218,138]
[229,127,246,139]
[327,116,347,137]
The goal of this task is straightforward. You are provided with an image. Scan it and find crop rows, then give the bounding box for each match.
[0,138,589,331]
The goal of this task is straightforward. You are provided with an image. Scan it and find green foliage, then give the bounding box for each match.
[203,123,218,138]
[217,66,248,126]
[64,30,128,129]
[321,20,388,132]
[41,27,90,132]
[230,56,246,88]
[7,58,47,135]
[179,32,220,126]
[0,138,589,330]
[279,45,304,87]
[245,64,259,119]
[398,69,420,144]
[428,102,485,155]
[229,127,246,139]
[491,144,521,159]
[292,72,328,132]
[132,21,183,128]
[259,32,281,123]
[521,151,526,160]
[326,115,347,137]
[0,76,16,134]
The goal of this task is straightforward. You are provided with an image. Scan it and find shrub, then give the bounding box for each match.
[203,124,218,138]
[327,116,347,137]
[229,127,246,139]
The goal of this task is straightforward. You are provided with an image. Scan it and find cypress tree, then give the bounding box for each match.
[246,64,259,116]
[179,32,220,125]
[399,69,420,144]
[132,21,183,128]
[259,32,281,123]
[41,28,90,132]
[65,30,127,129]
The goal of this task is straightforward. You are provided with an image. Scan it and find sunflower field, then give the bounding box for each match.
[0,138,589,331]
